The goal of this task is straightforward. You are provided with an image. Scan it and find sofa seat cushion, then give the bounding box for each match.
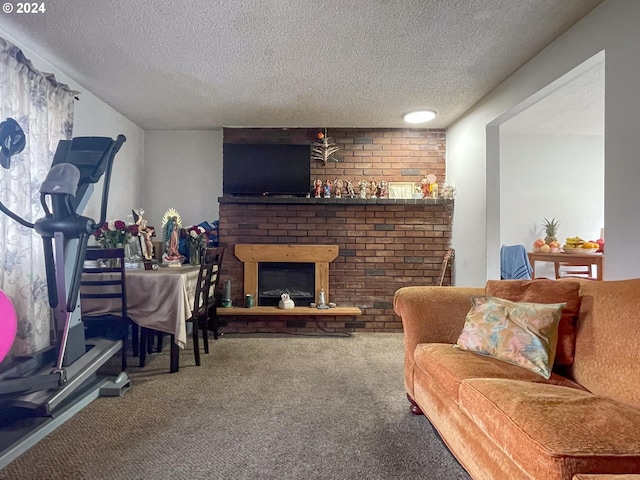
[459,379,640,479]
[413,343,583,403]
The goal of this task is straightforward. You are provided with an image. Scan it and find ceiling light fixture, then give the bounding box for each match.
[403,110,437,124]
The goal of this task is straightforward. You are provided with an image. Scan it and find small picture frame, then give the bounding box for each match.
[388,182,415,199]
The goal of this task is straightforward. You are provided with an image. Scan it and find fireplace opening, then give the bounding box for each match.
[258,262,315,306]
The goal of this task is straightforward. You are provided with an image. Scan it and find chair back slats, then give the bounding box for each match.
[82,280,124,287]
[80,247,129,370]
[188,247,225,367]
[81,248,127,317]
[191,247,225,316]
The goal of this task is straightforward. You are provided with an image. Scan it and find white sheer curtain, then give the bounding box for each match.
[0,36,76,356]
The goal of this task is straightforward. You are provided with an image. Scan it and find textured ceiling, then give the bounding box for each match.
[0,0,603,130]
[502,60,604,136]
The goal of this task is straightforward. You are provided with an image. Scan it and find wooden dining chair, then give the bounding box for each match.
[141,247,225,370]
[205,247,225,343]
[188,246,225,366]
[80,247,132,370]
[187,247,224,365]
[555,262,594,280]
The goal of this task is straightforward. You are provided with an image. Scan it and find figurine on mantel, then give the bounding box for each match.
[334,179,343,198]
[346,180,356,198]
[421,174,437,199]
[379,180,388,199]
[441,183,457,199]
[421,178,431,198]
[370,180,378,199]
[314,179,323,198]
[358,180,368,199]
[278,293,295,310]
[324,179,332,198]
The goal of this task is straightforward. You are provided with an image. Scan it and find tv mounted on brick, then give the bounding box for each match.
[223,144,311,197]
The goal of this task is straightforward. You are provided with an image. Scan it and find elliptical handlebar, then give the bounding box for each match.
[94,134,126,230]
[1,119,127,238]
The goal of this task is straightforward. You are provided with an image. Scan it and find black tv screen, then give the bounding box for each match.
[223,143,311,196]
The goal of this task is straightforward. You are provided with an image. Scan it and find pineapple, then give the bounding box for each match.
[543,217,560,244]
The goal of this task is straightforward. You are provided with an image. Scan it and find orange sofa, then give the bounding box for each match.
[393,278,640,480]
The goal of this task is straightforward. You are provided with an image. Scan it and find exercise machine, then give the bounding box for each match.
[0,117,129,466]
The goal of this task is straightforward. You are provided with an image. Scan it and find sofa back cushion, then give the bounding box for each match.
[570,278,640,410]
[485,279,581,369]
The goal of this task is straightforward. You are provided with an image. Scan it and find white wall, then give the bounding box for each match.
[500,134,604,278]
[143,130,223,230]
[447,0,640,285]
[0,28,144,223]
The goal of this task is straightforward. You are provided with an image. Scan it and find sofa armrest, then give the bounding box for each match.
[393,286,484,398]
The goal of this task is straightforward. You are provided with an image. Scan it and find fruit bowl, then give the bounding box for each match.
[562,248,599,254]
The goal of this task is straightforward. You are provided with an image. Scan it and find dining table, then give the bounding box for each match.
[527,250,604,281]
[81,264,201,372]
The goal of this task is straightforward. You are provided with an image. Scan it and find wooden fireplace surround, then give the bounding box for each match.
[234,244,338,303]
[221,244,362,317]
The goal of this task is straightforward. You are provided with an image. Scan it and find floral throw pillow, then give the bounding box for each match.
[456,295,566,379]
[485,279,581,368]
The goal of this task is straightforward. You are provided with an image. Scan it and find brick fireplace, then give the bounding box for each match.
[217,127,451,334]
[218,197,453,333]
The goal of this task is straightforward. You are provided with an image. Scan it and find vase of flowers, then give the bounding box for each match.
[183,225,206,265]
[93,220,139,265]
[94,220,139,248]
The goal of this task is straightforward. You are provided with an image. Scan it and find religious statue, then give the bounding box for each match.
[370,180,378,199]
[345,180,356,198]
[314,179,323,198]
[161,208,184,266]
[358,180,368,199]
[133,208,155,260]
[167,218,179,256]
[324,179,332,198]
[441,183,457,199]
[334,179,343,198]
[379,180,388,199]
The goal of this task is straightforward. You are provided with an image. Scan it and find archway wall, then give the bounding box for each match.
[447,1,640,285]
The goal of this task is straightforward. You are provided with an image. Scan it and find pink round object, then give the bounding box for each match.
[0,290,17,363]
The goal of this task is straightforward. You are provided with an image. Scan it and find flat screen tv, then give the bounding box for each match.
[223,143,311,196]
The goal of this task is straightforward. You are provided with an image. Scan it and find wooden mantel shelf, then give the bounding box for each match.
[219,196,453,205]
[235,244,338,263]
[217,306,362,316]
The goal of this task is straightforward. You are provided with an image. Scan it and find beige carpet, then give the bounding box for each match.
[0,333,469,480]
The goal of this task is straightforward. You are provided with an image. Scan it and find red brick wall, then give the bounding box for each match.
[223,127,446,189]
[218,127,450,334]
[218,200,453,333]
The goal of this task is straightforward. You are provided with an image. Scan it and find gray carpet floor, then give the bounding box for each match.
[0,333,470,480]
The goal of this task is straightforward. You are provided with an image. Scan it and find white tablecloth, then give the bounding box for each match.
[81,265,200,349]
